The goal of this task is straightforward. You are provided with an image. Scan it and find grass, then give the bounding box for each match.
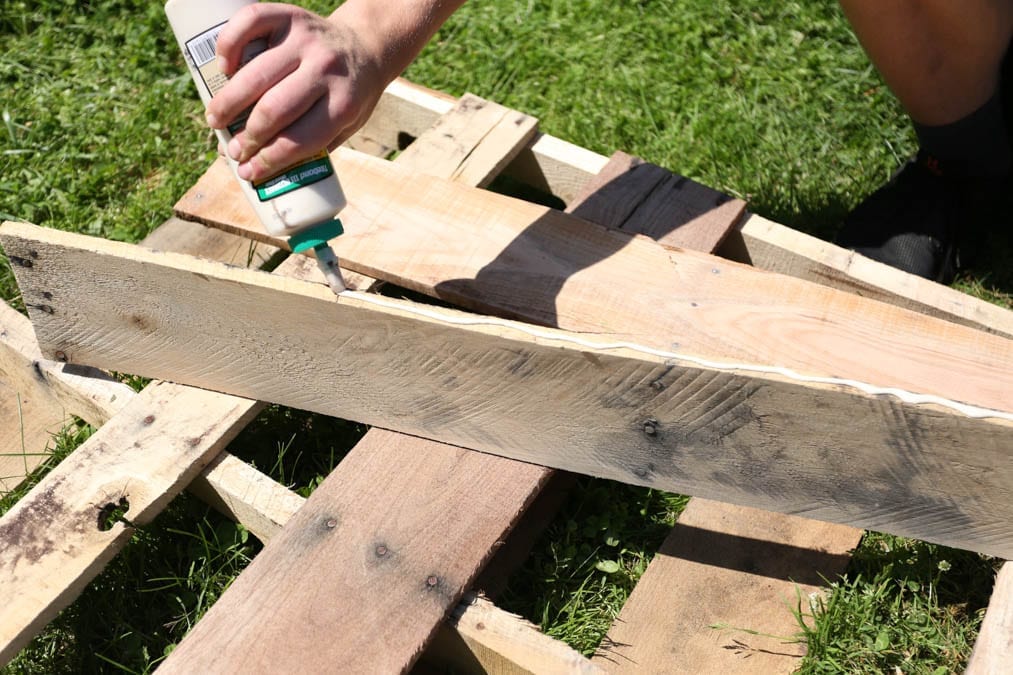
[0,0,1009,672]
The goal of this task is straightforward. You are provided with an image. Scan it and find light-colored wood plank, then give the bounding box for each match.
[354,78,1013,339]
[0,381,259,665]
[0,300,134,428]
[173,149,1012,412]
[567,150,744,253]
[721,213,1013,339]
[185,450,304,544]
[5,222,1013,559]
[140,216,283,269]
[595,499,856,673]
[350,78,605,202]
[0,380,65,494]
[159,429,549,673]
[396,93,538,188]
[0,219,287,664]
[966,561,1013,674]
[426,594,605,675]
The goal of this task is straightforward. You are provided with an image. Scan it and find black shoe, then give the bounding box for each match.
[836,154,962,284]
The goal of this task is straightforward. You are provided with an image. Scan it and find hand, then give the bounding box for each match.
[206,3,388,182]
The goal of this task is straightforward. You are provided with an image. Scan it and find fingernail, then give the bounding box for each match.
[227,137,242,161]
[205,112,221,129]
[217,56,230,75]
[237,162,253,181]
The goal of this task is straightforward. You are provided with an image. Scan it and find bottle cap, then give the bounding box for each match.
[288,218,344,253]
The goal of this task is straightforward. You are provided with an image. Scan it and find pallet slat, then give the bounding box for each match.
[159,431,549,673]
[966,561,1013,674]
[0,381,259,664]
[5,222,1013,559]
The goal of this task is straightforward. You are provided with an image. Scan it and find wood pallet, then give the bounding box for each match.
[1,78,1010,673]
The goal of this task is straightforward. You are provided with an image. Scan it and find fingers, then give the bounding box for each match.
[234,98,352,182]
[227,62,330,164]
[206,4,301,130]
[213,3,291,76]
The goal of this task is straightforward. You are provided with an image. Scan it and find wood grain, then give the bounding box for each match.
[0,379,64,494]
[425,594,605,675]
[173,149,1010,416]
[159,430,549,673]
[0,381,259,665]
[966,561,1013,674]
[567,150,744,253]
[395,93,538,188]
[575,155,860,674]
[165,96,551,672]
[595,499,856,673]
[4,222,1012,558]
[721,213,1013,339]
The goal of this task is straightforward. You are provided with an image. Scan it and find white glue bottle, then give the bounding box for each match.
[164,0,347,293]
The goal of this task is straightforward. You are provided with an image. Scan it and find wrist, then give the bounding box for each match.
[329,0,464,83]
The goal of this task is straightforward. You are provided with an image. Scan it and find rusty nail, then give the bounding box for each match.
[325,518,337,529]
[142,415,155,426]
[375,544,388,557]
[426,575,439,587]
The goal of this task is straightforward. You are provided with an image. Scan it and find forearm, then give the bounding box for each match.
[331,0,468,83]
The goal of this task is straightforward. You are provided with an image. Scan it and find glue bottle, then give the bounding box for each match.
[164,0,347,293]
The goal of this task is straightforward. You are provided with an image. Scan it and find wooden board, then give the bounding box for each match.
[166,94,557,672]
[0,300,134,428]
[0,379,64,494]
[171,149,1013,421]
[348,78,607,203]
[159,430,548,673]
[426,594,605,675]
[5,222,1013,559]
[721,214,1013,339]
[567,150,744,253]
[595,499,856,673]
[0,381,259,664]
[966,561,1013,674]
[395,93,538,188]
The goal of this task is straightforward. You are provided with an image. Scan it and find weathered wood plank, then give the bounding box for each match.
[5,222,1012,558]
[159,430,548,673]
[0,380,64,494]
[352,78,1013,338]
[395,93,538,188]
[0,300,134,428]
[140,216,283,269]
[0,381,259,665]
[168,94,555,672]
[721,213,1013,339]
[595,499,856,673]
[0,219,285,664]
[966,561,1013,674]
[567,150,744,253]
[425,594,605,675]
[348,78,606,202]
[174,149,1011,411]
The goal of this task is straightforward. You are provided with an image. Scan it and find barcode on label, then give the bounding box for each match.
[185,22,227,67]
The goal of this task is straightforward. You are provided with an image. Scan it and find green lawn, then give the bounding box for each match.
[1,0,1006,672]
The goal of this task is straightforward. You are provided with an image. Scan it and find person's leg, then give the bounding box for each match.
[836,1,1013,282]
